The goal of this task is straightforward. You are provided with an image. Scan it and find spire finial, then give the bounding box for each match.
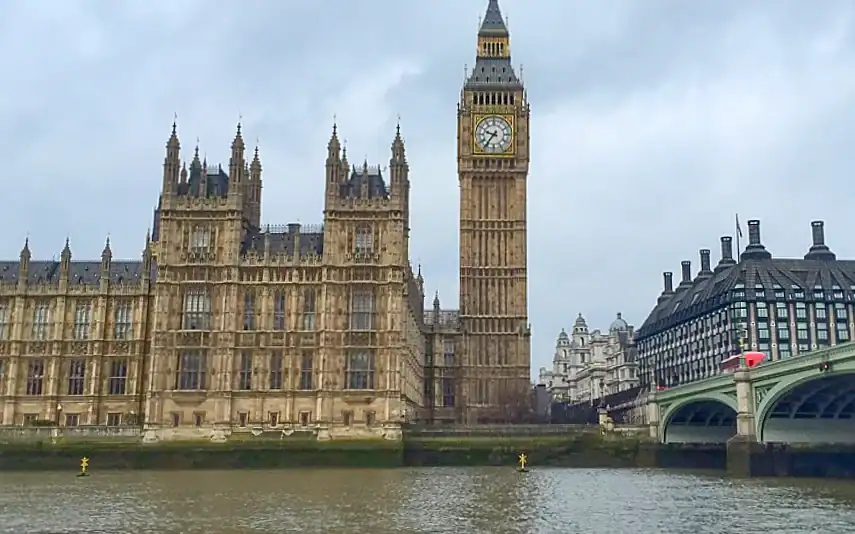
[172,112,177,134]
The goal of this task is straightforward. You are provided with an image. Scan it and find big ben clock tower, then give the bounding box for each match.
[458,0,531,422]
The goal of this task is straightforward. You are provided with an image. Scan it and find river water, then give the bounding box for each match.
[1,468,854,534]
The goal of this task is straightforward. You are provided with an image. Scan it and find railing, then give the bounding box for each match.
[404,424,595,438]
[0,425,142,442]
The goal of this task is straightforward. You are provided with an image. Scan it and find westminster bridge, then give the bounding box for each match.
[648,342,855,444]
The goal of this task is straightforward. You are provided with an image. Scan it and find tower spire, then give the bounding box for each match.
[479,0,508,37]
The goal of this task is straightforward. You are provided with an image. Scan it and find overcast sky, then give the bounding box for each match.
[2,0,855,376]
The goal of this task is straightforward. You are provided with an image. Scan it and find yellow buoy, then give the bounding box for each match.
[517,453,528,472]
[76,456,89,478]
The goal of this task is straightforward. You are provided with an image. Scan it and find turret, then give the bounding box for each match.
[18,238,30,290]
[228,122,246,193]
[100,237,112,290]
[59,238,71,289]
[244,146,263,228]
[325,123,342,202]
[389,122,409,212]
[161,121,181,195]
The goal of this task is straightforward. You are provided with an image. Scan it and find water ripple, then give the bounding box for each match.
[1,468,854,534]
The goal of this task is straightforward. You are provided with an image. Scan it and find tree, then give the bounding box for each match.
[479,381,538,424]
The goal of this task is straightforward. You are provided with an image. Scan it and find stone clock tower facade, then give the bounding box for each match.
[457,0,532,422]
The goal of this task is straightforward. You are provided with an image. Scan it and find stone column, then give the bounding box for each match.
[727,366,760,477]
[647,393,661,440]
[733,368,756,439]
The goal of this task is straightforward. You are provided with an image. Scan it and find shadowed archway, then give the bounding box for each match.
[663,399,737,444]
[760,372,855,443]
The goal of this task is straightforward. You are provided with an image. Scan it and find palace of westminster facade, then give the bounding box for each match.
[0,1,532,434]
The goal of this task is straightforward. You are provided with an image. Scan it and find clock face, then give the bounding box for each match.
[475,116,513,153]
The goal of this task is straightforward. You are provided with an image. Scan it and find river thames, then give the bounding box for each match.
[1,468,854,533]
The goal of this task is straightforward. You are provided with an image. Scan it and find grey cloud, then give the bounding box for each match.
[2,0,854,376]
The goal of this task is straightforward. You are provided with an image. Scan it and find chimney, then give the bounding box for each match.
[677,260,692,289]
[741,219,772,261]
[657,272,674,304]
[804,220,836,261]
[715,236,736,272]
[698,249,712,277]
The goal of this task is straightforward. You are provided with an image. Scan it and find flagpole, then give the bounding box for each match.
[735,214,741,259]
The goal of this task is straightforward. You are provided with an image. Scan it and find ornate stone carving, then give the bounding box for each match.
[177,332,202,347]
[70,342,89,355]
[28,342,48,355]
[113,342,130,354]
[754,384,774,407]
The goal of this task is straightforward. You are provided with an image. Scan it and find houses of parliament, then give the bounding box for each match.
[0,0,531,436]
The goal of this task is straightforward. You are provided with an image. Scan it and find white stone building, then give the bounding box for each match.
[538,313,640,404]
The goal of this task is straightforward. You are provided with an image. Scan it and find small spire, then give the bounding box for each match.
[20,237,30,259]
[251,145,262,172]
[61,238,71,262]
[231,121,244,150]
[102,237,112,262]
[167,116,179,148]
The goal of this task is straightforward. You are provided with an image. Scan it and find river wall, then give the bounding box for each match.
[0,429,723,472]
[0,426,851,477]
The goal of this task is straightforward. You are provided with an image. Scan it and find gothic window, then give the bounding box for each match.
[32,302,50,341]
[441,377,455,407]
[108,359,128,395]
[113,301,132,340]
[74,301,91,340]
[269,350,284,390]
[273,291,287,331]
[0,300,9,340]
[300,288,316,331]
[26,359,45,395]
[182,288,212,330]
[242,290,256,331]
[349,289,375,330]
[190,226,212,252]
[174,351,207,390]
[299,351,313,390]
[67,359,86,395]
[443,339,455,366]
[345,350,375,390]
[238,351,253,390]
[354,225,373,254]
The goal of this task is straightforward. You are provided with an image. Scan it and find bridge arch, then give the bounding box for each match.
[757,370,855,443]
[660,394,738,444]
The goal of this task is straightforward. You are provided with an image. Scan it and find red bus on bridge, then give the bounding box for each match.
[720,351,766,372]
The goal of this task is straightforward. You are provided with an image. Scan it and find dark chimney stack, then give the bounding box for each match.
[658,272,674,304]
[721,236,733,261]
[678,260,692,288]
[715,236,736,271]
[747,220,761,246]
[741,219,772,260]
[698,249,712,276]
[812,220,825,246]
[804,220,836,261]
